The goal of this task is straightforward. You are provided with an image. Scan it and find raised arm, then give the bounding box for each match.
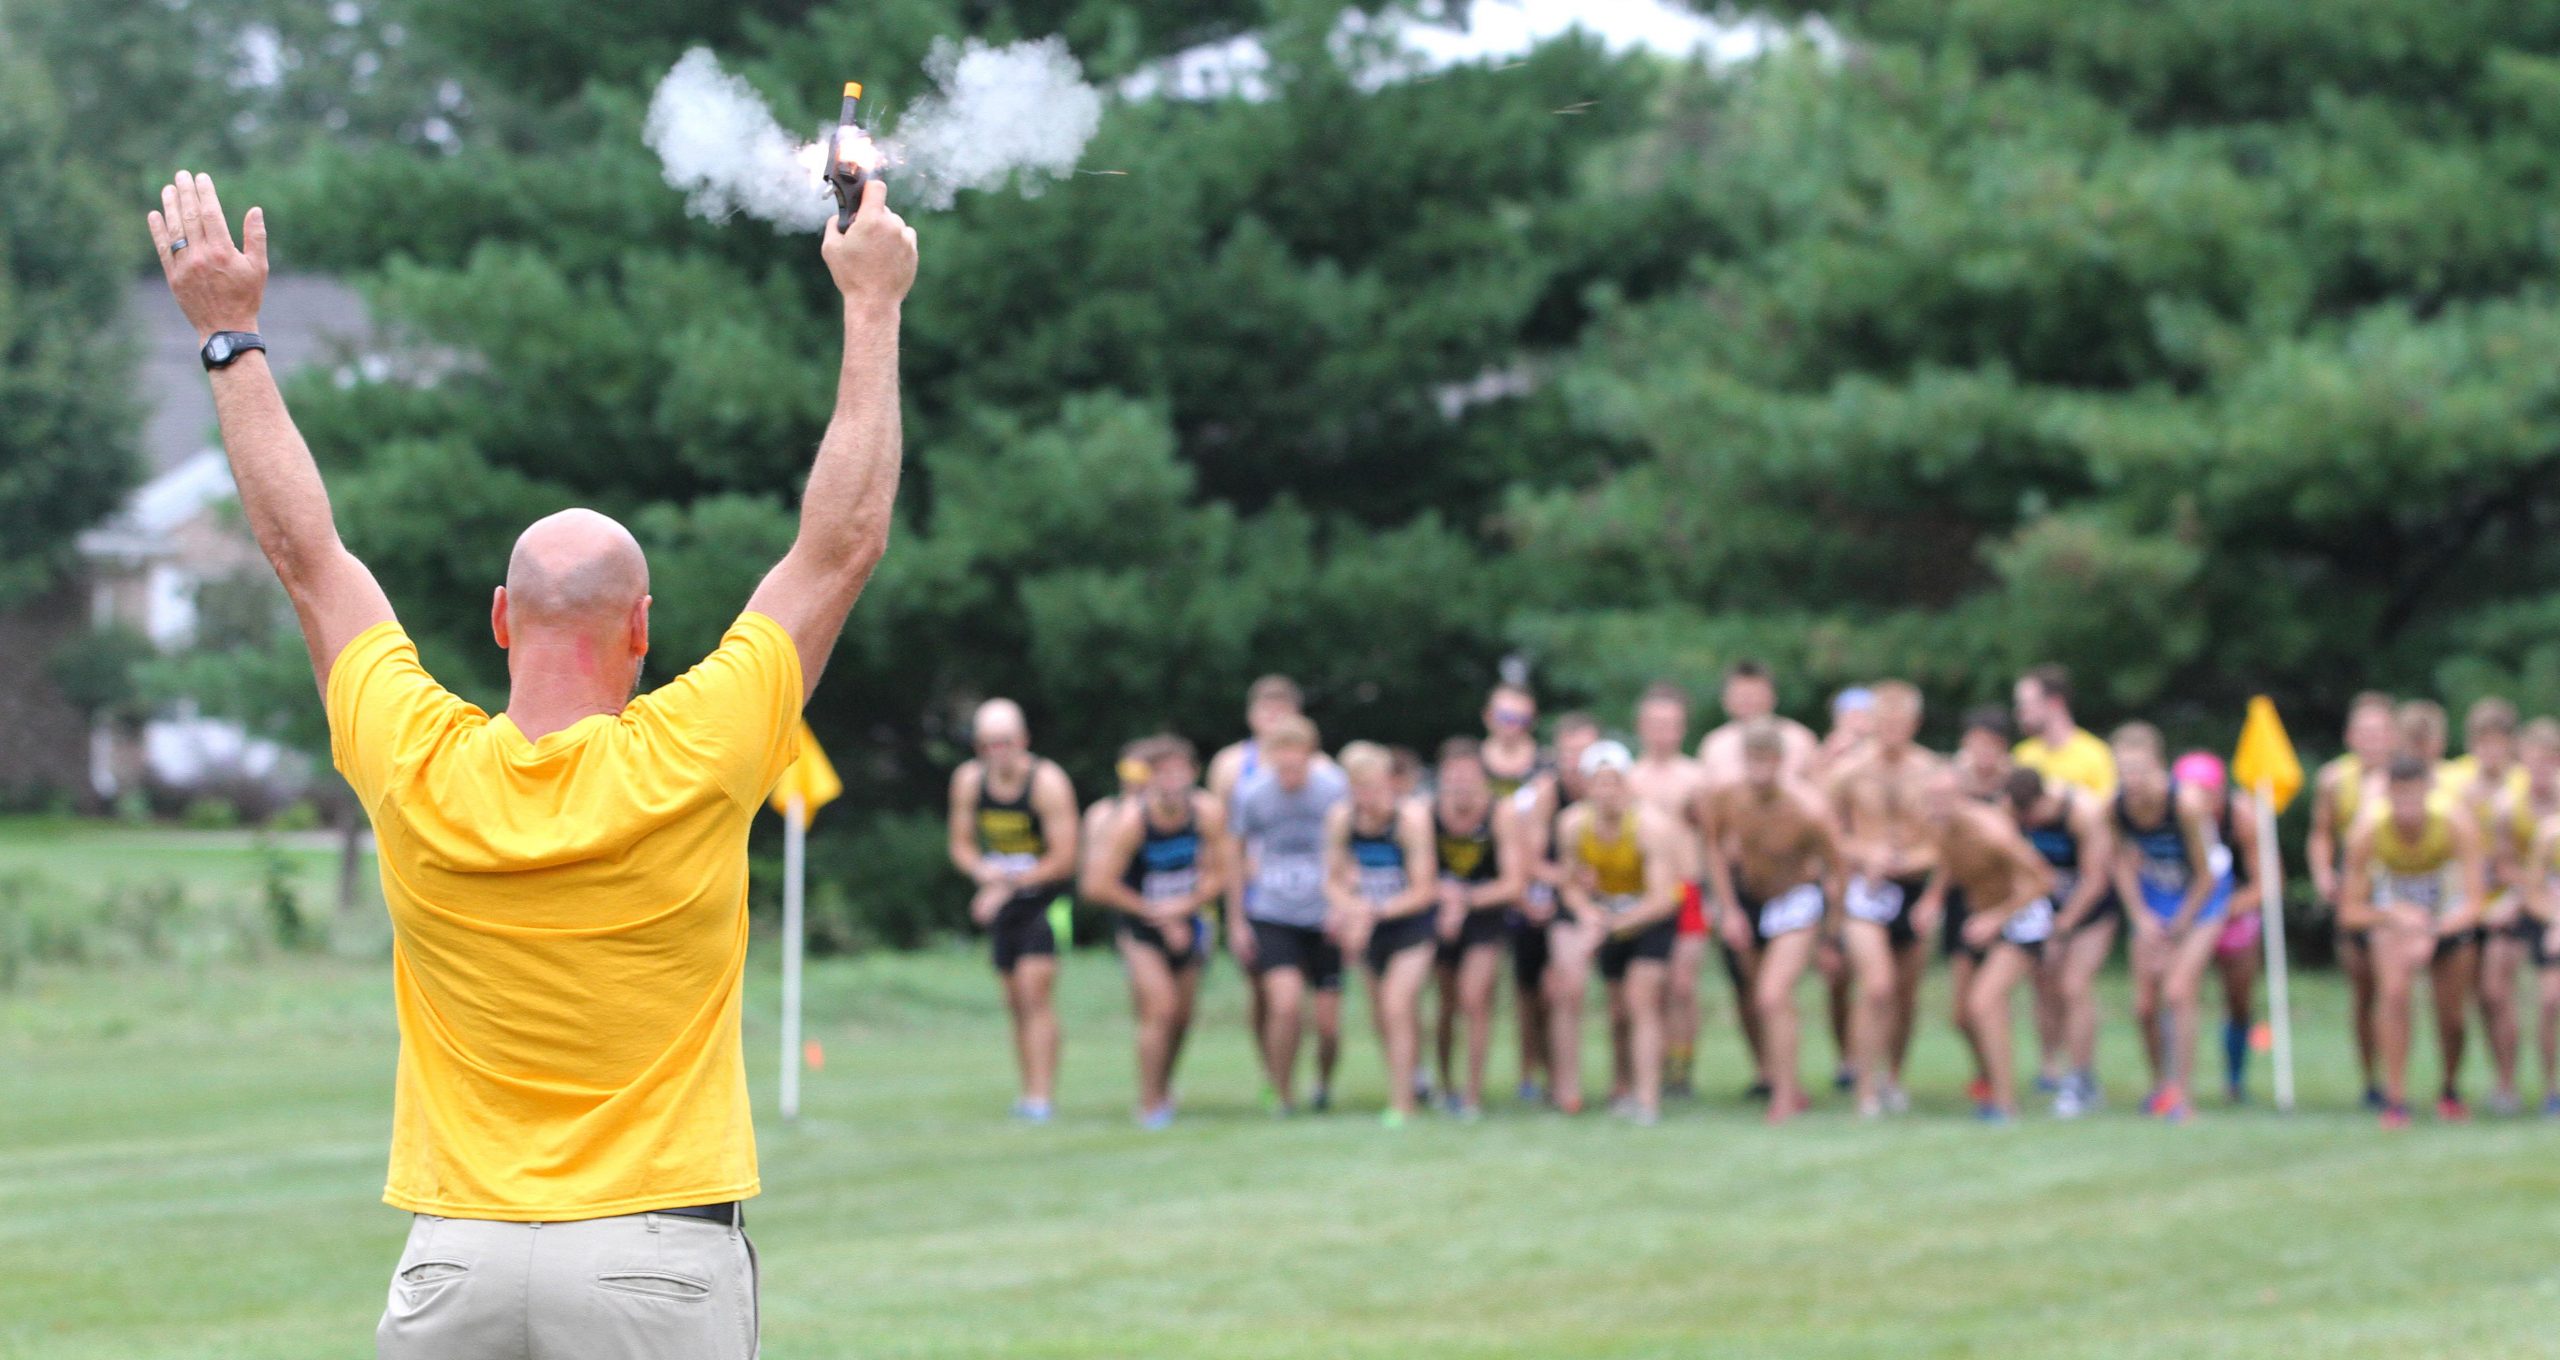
[745,179,920,700]
[148,173,392,690]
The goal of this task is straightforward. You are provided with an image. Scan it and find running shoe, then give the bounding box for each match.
[2543,1093,2560,1119]
[2488,1090,2521,1118]
[2362,1085,2388,1111]
[1608,1095,1640,1120]
[2147,1084,2186,1119]
[1883,1080,1911,1115]
[1664,1076,1696,1101]
[1833,1065,1857,1092]
[2032,1071,2061,1095]
[2380,1102,2411,1131]
[1310,1086,1333,1115]
[1621,1104,1660,1127]
[1012,1098,1054,1125]
[2437,1095,2471,1124]
[1380,1108,1408,1130]
[1137,1105,1175,1132]
[1742,1079,1772,1103]
[1553,1091,1586,1116]
[2226,1081,2246,1106]
[1452,1101,1484,1124]
[2160,1098,2193,1125]
[1517,1079,1548,1105]
[1975,1105,2012,1126]
[2053,1085,2088,1120]
[1441,1091,1465,1116]
[1968,1078,1994,1105]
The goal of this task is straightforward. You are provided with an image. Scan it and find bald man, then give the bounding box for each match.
[949,698,1081,1121]
[148,168,917,1357]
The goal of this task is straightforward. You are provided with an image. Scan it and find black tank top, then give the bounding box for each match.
[975,766,1048,872]
[1124,803,1202,902]
[1435,805,1500,887]
[1350,816,1408,904]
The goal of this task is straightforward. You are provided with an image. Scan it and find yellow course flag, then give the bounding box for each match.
[769,720,844,820]
[2231,696,2304,815]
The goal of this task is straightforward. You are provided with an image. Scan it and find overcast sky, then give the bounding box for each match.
[1127,0,1824,100]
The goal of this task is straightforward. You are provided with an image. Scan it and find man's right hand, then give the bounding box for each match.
[822,178,918,307]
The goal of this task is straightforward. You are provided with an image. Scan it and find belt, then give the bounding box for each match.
[656,1201,743,1226]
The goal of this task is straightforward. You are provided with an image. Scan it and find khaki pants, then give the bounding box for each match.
[377,1210,758,1359]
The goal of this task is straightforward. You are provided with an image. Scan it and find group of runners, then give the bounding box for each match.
[947,666,2560,1130]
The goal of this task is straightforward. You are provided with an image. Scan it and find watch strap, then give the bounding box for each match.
[202,330,267,371]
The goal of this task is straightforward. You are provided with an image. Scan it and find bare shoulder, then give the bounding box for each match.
[1032,759,1078,806]
[1206,742,1245,793]
[950,760,983,801]
[1192,789,1227,833]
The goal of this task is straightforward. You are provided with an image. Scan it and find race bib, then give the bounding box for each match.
[2376,869,2448,912]
[2003,897,2055,946]
[1598,892,1642,919]
[1258,854,1323,900]
[1758,883,1825,937]
[1846,877,1905,924]
[986,852,1040,877]
[1141,867,1200,903]
[1359,866,1408,904]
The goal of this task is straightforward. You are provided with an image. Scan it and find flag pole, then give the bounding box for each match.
[780,792,807,1122]
[2255,781,2295,1113]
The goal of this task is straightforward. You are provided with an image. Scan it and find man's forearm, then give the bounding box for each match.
[210,354,347,584]
[796,301,904,575]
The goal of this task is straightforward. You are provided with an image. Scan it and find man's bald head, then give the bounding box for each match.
[505,509,649,630]
[974,698,1028,745]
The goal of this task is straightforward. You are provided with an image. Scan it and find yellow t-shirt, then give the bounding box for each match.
[328,612,804,1220]
[2014,728,2118,798]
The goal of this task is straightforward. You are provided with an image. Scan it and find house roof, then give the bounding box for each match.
[90,275,376,565]
[130,273,373,475]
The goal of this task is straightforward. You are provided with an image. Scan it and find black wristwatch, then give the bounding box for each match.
[201,330,267,371]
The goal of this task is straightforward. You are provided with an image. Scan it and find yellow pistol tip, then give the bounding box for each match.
[844,81,863,99]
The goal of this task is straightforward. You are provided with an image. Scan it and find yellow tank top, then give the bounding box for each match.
[2324,754,2366,827]
[2372,809,2455,875]
[1577,813,1647,897]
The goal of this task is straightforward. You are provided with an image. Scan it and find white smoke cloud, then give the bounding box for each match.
[643,39,1105,230]
[645,48,834,232]
[887,37,1105,210]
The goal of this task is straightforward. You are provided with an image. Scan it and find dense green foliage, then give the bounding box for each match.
[27,0,2560,936]
[0,43,136,605]
[1515,2,2560,736]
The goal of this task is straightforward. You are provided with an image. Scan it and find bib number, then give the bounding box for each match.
[1359,866,1407,904]
[1758,884,1825,937]
[2376,870,2447,912]
[1142,867,1199,903]
[1258,855,1322,900]
[986,852,1039,877]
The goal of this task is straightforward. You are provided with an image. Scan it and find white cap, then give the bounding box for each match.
[1580,739,1634,778]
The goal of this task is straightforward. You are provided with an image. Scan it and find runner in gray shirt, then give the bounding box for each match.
[1227,715,1349,1111]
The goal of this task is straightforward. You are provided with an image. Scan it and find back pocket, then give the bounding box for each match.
[595,1269,713,1303]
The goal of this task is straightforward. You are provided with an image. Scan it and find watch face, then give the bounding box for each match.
[207,335,235,363]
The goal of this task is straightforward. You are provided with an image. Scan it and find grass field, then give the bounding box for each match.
[6,831,2560,1357]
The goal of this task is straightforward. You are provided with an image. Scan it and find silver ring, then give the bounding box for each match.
[170,237,189,252]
